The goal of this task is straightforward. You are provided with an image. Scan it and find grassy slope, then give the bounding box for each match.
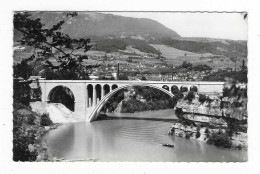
[160,37,247,58]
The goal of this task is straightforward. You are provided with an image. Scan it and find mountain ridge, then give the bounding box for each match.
[13,12,247,66]
[14,12,180,40]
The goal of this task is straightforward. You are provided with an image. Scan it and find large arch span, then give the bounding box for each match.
[86,84,174,122]
[47,85,75,111]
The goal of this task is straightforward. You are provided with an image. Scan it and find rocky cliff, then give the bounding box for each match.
[169,82,247,149]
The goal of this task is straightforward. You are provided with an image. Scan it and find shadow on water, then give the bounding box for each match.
[98,114,178,123]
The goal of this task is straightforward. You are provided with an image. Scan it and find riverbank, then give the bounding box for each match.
[13,102,61,161]
[34,123,61,161]
[168,121,247,150]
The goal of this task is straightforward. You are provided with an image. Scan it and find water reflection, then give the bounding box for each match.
[42,109,247,162]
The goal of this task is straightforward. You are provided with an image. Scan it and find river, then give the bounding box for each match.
[42,109,247,162]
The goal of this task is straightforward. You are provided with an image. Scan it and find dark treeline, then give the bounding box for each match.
[101,86,177,113]
[121,98,175,113]
[202,69,247,83]
[175,61,212,71]
[92,37,161,55]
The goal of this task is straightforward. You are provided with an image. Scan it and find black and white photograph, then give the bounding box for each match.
[11,11,249,162]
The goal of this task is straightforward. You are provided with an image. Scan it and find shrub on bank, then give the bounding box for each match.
[185,132,192,139]
[207,132,232,149]
[199,94,207,103]
[185,91,195,102]
[13,129,38,161]
[13,103,38,161]
[40,113,53,126]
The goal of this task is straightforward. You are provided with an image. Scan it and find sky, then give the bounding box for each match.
[105,12,247,40]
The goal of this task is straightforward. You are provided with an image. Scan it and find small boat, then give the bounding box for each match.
[161,143,174,148]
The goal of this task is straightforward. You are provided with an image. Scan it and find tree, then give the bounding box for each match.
[13,79,31,106]
[202,69,247,83]
[180,61,193,70]
[14,12,92,79]
[185,91,195,102]
[141,76,147,80]
[198,94,207,103]
[118,73,129,80]
[193,64,212,71]
[13,60,33,79]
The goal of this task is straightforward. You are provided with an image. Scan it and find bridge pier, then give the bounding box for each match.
[86,86,89,108]
[93,85,97,106]
[101,85,105,99]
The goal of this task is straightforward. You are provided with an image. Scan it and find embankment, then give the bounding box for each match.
[13,102,59,161]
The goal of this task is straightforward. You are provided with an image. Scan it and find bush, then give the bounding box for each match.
[205,128,210,138]
[180,61,193,70]
[185,133,192,139]
[193,64,212,71]
[40,113,53,126]
[171,86,182,100]
[222,87,231,97]
[175,108,183,118]
[196,131,201,139]
[207,132,232,148]
[224,117,247,133]
[141,76,147,80]
[13,105,38,161]
[13,79,31,106]
[13,131,38,161]
[185,91,195,102]
[27,114,36,125]
[199,94,207,103]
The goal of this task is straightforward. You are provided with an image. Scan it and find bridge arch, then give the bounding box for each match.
[48,85,75,111]
[171,85,180,94]
[112,84,118,90]
[162,85,170,91]
[190,85,198,92]
[86,84,174,122]
[180,86,188,92]
[103,84,111,95]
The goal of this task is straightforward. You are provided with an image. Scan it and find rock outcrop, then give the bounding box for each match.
[169,82,247,149]
[30,101,77,123]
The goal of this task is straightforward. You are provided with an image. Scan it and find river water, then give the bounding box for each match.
[42,109,247,162]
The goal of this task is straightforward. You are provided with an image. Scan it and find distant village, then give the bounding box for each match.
[81,52,241,81]
[14,43,245,82]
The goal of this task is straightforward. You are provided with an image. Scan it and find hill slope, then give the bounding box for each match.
[14,12,247,67]
[14,12,180,41]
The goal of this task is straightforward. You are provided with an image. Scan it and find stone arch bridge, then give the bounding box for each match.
[38,79,224,122]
